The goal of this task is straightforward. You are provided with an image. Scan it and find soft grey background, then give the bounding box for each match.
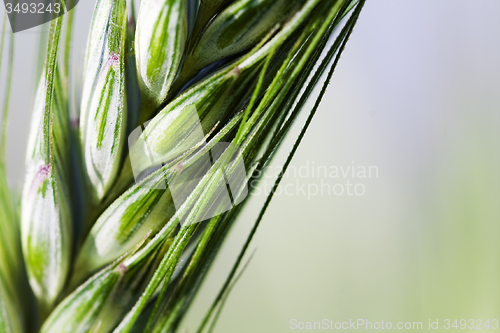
[1,1,500,332]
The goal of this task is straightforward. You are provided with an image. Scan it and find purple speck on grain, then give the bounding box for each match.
[30,164,51,195]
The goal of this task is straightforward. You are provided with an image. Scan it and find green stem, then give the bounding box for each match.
[0,12,8,163]
[0,27,14,166]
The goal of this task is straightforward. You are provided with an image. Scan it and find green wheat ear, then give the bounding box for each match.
[0,0,365,331]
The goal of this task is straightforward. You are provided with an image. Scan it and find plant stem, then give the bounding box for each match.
[0,29,14,167]
[0,13,8,163]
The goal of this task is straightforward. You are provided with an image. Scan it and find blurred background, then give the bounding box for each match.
[1,1,500,332]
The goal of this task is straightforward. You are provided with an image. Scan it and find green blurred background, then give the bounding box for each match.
[2,1,500,332]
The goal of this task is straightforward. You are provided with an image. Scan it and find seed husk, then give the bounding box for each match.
[21,65,72,312]
[41,262,126,333]
[179,0,304,84]
[135,0,188,112]
[80,0,128,202]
